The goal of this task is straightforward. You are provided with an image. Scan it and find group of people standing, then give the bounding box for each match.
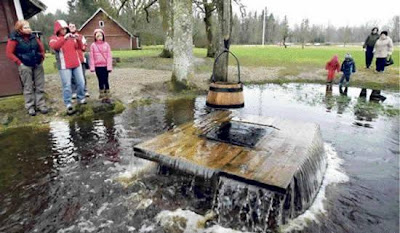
[6,19,113,116]
[325,27,394,87]
[363,28,394,72]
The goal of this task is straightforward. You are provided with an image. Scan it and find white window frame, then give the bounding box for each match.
[99,21,105,28]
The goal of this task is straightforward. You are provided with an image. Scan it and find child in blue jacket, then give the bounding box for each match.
[339,53,356,87]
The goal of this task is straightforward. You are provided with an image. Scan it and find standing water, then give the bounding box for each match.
[0,83,398,232]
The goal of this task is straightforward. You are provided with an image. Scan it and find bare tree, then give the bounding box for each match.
[338,25,351,47]
[281,15,289,48]
[171,0,194,87]
[391,15,400,43]
[214,0,232,82]
[159,0,173,57]
[116,0,154,35]
[299,18,310,49]
[194,0,217,57]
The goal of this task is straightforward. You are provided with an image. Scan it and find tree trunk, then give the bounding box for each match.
[171,0,194,88]
[159,0,174,58]
[214,0,231,82]
[203,1,215,58]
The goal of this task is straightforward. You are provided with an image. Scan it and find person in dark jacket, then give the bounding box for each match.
[6,20,48,116]
[363,27,379,69]
[339,53,356,87]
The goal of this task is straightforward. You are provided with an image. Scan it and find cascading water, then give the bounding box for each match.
[213,135,327,232]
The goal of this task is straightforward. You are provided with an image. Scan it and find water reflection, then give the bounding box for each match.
[0,127,53,232]
[324,84,334,112]
[369,90,386,102]
[165,97,196,128]
[0,83,398,233]
[50,116,120,167]
[353,88,386,128]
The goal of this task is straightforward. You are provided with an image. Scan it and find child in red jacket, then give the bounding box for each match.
[89,29,113,103]
[325,55,340,83]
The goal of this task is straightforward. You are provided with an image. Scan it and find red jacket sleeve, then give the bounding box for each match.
[76,36,83,51]
[78,34,87,51]
[6,39,22,66]
[49,36,66,51]
[36,38,45,61]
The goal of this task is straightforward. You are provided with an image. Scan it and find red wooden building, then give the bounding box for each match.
[79,8,141,50]
[0,0,46,97]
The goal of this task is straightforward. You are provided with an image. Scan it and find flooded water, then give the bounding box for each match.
[0,83,398,233]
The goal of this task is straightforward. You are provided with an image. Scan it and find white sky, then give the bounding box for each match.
[233,0,399,28]
[40,0,399,28]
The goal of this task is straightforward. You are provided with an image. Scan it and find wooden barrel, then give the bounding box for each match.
[206,50,244,108]
[206,82,244,108]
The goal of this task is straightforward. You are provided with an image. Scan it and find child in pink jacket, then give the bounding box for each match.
[89,28,112,103]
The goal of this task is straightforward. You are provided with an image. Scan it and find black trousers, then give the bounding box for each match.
[375,58,386,72]
[95,67,110,90]
[365,46,374,68]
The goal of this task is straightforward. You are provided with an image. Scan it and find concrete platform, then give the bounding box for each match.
[134,110,324,193]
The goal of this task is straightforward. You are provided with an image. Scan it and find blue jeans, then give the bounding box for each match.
[59,66,85,106]
[72,63,88,94]
[339,74,350,85]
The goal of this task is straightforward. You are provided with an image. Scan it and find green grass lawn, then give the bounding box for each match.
[228,45,399,69]
[43,45,399,76]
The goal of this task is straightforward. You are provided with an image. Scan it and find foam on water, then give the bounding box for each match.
[115,160,158,186]
[155,209,249,233]
[280,143,349,232]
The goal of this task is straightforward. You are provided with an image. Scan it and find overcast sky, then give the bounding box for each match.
[40,0,399,28]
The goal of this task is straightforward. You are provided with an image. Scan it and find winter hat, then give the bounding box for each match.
[345,53,352,59]
[53,20,68,35]
[93,28,105,41]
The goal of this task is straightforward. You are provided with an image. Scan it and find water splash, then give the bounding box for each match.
[155,209,249,233]
[280,144,349,232]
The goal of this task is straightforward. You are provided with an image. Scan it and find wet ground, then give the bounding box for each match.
[0,83,398,233]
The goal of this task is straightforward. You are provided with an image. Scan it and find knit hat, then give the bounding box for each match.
[345,53,351,59]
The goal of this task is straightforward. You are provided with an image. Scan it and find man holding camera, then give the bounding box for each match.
[49,20,86,115]
[69,23,90,99]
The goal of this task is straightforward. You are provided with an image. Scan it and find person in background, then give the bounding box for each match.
[339,53,356,87]
[6,20,48,116]
[89,28,113,103]
[373,31,393,73]
[69,23,90,99]
[325,55,340,83]
[49,20,86,115]
[363,27,379,69]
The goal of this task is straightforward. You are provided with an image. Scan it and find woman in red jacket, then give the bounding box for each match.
[6,20,48,116]
[49,20,86,115]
